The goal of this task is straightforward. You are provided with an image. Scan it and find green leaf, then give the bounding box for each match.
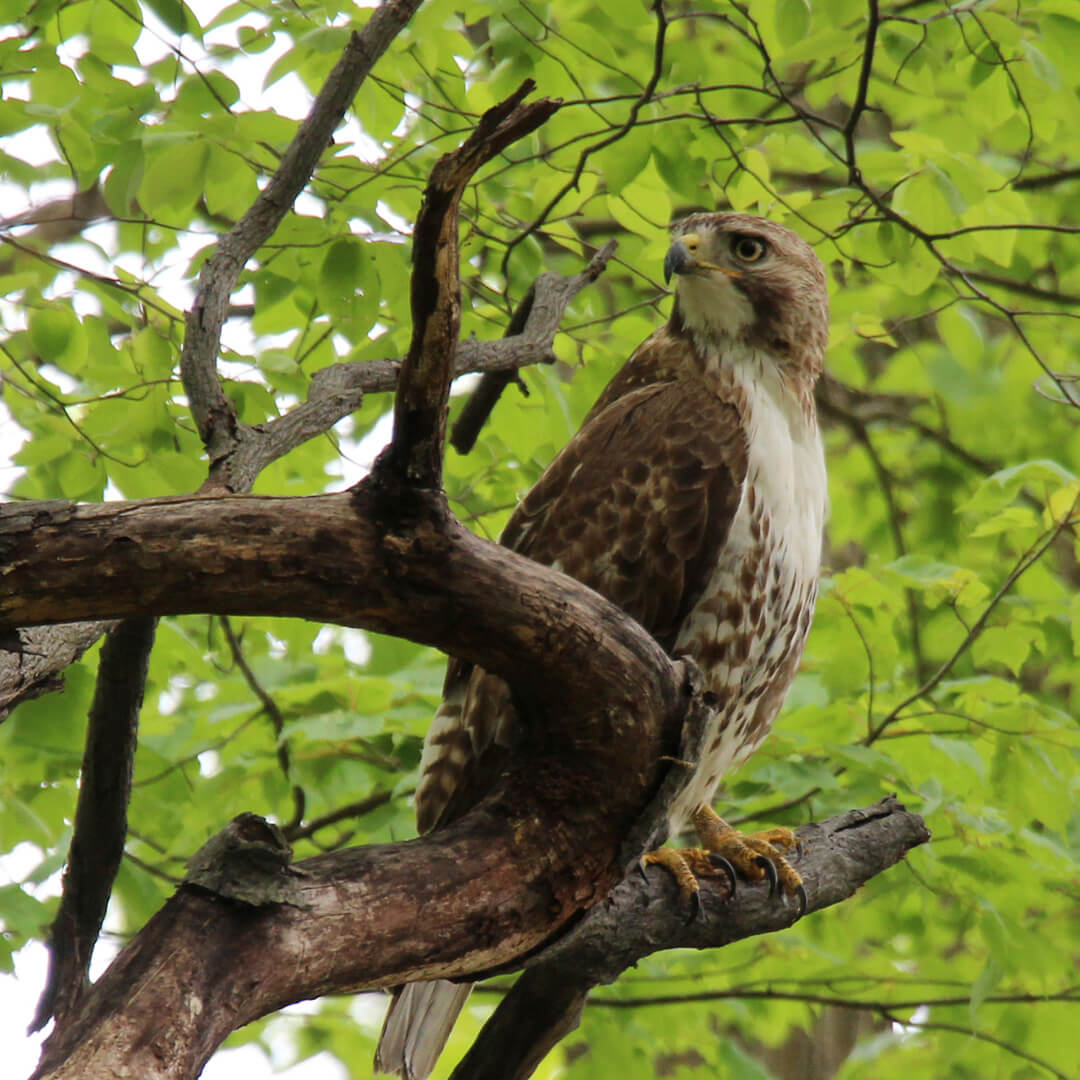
[959,460,1078,517]
[138,140,212,216]
[775,0,811,49]
[929,734,987,781]
[598,125,654,193]
[144,0,195,36]
[29,309,88,369]
[972,624,1044,676]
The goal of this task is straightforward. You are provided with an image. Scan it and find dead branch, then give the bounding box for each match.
[181,0,425,479]
[450,239,618,454]
[0,622,115,718]
[31,618,155,1033]
[451,797,929,1080]
[385,80,559,487]
[22,484,693,1078]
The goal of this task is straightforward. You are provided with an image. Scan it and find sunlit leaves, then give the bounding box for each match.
[1,0,1079,1076]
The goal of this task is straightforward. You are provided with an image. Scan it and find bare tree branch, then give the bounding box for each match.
[181,0,426,479]
[0,621,116,719]
[31,617,155,1032]
[451,239,618,454]
[22,481,694,1077]
[451,797,929,1080]
[385,80,559,487]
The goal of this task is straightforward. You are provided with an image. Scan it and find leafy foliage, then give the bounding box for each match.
[2,0,1079,1077]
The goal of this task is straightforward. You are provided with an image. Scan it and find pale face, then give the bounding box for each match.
[665,213,829,377]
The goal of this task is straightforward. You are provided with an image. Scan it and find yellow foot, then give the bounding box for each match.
[640,845,738,922]
[641,806,806,920]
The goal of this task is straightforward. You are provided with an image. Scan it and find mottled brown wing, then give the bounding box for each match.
[502,377,747,651]
[415,365,748,836]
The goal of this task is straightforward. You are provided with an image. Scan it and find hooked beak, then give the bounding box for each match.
[663,240,693,284]
[664,234,742,285]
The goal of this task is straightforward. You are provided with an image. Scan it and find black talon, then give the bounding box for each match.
[708,853,737,900]
[638,860,650,883]
[687,889,704,924]
[795,883,807,917]
[755,855,779,899]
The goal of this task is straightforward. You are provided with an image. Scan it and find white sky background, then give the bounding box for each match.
[0,0,410,1075]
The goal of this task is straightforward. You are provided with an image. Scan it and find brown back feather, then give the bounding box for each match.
[420,324,747,832]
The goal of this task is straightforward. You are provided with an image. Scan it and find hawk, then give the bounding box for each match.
[376,211,829,1079]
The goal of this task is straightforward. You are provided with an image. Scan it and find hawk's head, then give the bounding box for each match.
[664,212,829,380]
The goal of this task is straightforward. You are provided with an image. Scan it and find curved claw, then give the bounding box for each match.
[638,859,650,884]
[687,889,704,924]
[795,882,807,917]
[708,853,737,900]
[755,854,780,899]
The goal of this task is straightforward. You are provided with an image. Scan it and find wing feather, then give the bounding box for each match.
[415,329,748,834]
[504,379,747,650]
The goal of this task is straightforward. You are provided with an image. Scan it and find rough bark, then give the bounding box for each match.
[0,484,675,699]
[451,797,929,1080]
[28,796,926,1080]
[30,639,694,1079]
[0,621,115,718]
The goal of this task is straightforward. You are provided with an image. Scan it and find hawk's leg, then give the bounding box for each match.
[641,806,806,920]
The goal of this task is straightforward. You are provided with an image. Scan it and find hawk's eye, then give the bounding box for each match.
[731,235,768,263]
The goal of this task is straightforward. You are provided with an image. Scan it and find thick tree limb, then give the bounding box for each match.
[29,792,926,1080]
[31,618,155,1033]
[22,510,692,1077]
[452,797,929,1080]
[0,490,665,697]
[12,481,690,1078]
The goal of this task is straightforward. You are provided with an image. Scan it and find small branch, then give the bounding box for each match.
[181,0,425,474]
[816,375,1001,477]
[583,986,1080,1011]
[214,242,616,490]
[31,617,155,1032]
[866,494,1080,742]
[498,0,668,281]
[450,797,929,1080]
[451,240,618,454]
[952,267,1080,308]
[220,618,305,831]
[1014,166,1080,191]
[282,789,398,843]
[844,0,881,183]
[386,81,560,487]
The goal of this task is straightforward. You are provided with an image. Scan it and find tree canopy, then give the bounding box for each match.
[2,0,1079,1078]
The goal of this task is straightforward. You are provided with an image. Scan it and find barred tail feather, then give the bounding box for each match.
[374,980,473,1080]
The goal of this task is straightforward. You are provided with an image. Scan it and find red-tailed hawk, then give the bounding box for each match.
[376,212,829,1079]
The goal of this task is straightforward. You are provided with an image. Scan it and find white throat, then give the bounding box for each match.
[676,275,755,344]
